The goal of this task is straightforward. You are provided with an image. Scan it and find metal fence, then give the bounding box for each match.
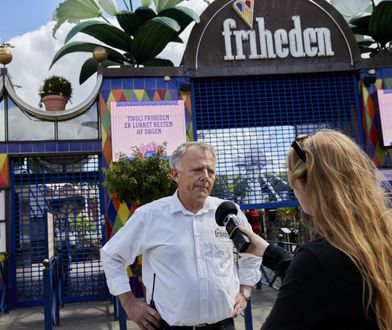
[10,154,108,306]
[192,71,360,210]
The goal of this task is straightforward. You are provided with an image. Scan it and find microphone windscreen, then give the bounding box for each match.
[215,201,238,226]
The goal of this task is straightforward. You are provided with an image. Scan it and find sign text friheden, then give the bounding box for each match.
[222,15,334,60]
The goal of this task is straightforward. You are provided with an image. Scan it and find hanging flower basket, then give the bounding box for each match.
[102,144,177,205]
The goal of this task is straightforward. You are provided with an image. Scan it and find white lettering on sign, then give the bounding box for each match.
[222,15,334,61]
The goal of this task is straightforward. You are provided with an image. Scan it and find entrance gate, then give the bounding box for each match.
[10,154,108,307]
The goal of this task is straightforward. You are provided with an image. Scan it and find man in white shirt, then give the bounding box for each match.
[100,142,261,330]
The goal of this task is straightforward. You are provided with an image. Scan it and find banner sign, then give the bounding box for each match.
[110,101,186,160]
[377,89,392,147]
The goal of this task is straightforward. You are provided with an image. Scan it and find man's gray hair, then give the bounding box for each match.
[170,141,216,169]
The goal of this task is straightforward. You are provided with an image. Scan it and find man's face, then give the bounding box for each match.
[171,146,216,207]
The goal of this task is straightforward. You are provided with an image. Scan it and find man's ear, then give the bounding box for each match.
[171,168,179,182]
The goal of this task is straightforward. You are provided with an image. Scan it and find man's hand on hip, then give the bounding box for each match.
[119,292,162,329]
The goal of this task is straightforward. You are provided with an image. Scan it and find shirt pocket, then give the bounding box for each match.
[213,240,234,278]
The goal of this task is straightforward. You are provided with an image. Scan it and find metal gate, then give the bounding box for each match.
[10,154,108,307]
[192,71,361,209]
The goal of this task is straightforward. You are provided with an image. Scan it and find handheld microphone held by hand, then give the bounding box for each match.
[215,201,250,253]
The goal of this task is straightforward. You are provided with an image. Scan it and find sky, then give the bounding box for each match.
[1,0,60,42]
[1,0,208,108]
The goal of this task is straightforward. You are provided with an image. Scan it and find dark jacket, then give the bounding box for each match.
[261,238,378,330]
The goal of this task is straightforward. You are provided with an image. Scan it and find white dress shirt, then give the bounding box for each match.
[100,192,261,326]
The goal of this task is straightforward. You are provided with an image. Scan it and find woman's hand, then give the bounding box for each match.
[239,226,270,257]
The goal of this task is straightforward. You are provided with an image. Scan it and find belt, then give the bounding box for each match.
[171,317,233,330]
[172,326,209,330]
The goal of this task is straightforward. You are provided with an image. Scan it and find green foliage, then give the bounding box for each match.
[73,214,96,233]
[0,42,14,48]
[102,144,177,205]
[331,0,392,56]
[38,75,73,106]
[277,206,297,221]
[51,0,200,84]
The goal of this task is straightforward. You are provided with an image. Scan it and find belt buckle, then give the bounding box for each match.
[193,324,208,330]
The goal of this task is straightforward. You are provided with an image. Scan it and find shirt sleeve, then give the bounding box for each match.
[261,248,330,330]
[262,244,293,279]
[236,210,262,286]
[100,208,147,296]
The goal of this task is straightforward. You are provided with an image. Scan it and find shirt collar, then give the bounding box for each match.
[169,190,214,216]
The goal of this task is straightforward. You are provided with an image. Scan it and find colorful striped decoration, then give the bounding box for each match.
[360,68,392,168]
[0,154,9,188]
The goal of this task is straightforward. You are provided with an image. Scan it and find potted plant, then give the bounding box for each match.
[39,75,73,111]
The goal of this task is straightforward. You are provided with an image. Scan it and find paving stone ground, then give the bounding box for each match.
[0,286,278,330]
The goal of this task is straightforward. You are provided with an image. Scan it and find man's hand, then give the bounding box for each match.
[118,292,162,329]
[232,292,248,318]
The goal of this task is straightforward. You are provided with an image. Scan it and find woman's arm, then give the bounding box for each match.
[262,244,293,279]
[239,226,293,278]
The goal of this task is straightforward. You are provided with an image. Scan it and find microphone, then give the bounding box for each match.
[215,201,251,252]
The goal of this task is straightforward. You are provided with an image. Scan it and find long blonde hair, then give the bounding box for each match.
[287,129,392,330]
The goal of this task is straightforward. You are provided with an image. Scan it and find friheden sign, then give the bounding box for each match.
[222,15,334,61]
[183,0,360,77]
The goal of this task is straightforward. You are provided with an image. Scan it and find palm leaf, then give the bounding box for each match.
[131,18,179,63]
[52,0,101,37]
[349,12,371,30]
[369,0,392,47]
[116,8,156,36]
[159,6,200,33]
[350,25,371,37]
[359,44,375,53]
[98,0,119,16]
[135,7,158,21]
[50,42,127,69]
[80,57,121,84]
[151,16,180,32]
[65,21,133,52]
[123,52,137,64]
[171,35,183,43]
[142,58,174,66]
[357,39,375,47]
[153,0,184,13]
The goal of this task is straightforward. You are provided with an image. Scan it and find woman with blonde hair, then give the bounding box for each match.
[241,129,392,330]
